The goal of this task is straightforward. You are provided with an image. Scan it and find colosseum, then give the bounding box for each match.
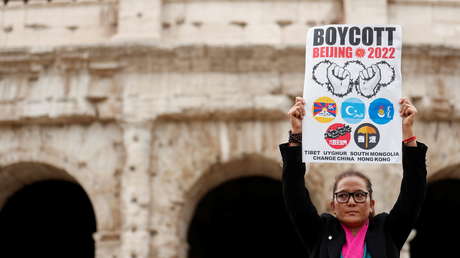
[0,0,459,257]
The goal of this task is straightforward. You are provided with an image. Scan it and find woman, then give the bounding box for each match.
[280,97,427,258]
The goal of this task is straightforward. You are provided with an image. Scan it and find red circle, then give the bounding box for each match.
[355,48,365,58]
[325,123,351,149]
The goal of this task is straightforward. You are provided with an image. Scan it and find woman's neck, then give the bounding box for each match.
[342,220,369,236]
[350,227,360,236]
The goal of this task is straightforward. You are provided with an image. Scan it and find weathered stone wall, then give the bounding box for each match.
[2,0,460,48]
[0,123,124,256]
[0,1,459,258]
[0,0,118,47]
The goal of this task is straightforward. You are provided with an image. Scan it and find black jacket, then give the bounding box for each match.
[280,142,428,258]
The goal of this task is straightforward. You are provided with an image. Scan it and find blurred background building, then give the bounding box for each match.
[0,0,459,257]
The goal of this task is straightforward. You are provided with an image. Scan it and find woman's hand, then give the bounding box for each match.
[399,97,417,146]
[287,97,306,134]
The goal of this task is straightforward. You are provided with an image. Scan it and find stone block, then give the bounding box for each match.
[113,0,161,41]
[344,0,388,24]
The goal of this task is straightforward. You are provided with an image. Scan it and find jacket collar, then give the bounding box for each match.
[365,217,386,258]
[327,221,345,258]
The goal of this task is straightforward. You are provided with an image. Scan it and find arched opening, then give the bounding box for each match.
[410,179,460,257]
[0,180,97,258]
[187,176,306,258]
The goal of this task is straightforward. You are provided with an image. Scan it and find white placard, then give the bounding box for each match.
[302,25,402,164]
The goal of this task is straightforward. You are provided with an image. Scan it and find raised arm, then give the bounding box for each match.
[387,97,428,249]
[281,97,322,254]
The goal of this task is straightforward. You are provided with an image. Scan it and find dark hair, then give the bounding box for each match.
[332,170,373,200]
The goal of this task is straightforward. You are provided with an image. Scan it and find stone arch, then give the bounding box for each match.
[171,153,311,257]
[427,162,460,183]
[180,153,305,258]
[0,160,98,257]
[0,149,108,233]
[181,153,282,232]
[0,162,77,209]
[187,176,307,258]
[409,163,460,257]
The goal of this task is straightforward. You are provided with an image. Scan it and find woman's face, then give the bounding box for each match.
[331,176,375,228]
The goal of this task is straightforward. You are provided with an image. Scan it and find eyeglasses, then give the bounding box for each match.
[334,191,369,203]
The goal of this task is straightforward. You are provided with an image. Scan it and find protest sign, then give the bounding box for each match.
[302,25,402,164]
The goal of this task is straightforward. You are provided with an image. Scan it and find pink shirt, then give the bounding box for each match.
[341,221,369,258]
